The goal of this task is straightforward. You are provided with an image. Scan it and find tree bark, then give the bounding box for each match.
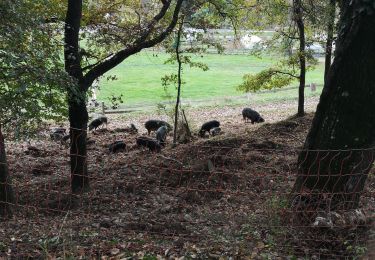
[292,1,375,210]
[0,125,14,217]
[68,90,89,193]
[173,19,184,145]
[324,0,336,84]
[293,0,306,117]
[65,0,89,193]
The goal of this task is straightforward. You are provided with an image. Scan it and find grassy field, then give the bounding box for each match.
[97,51,325,108]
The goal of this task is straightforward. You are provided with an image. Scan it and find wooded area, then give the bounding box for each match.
[0,0,374,258]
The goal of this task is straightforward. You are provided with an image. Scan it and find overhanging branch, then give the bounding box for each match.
[270,69,300,79]
[83,0,184,89]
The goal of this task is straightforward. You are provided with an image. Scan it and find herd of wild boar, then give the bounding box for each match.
[50,107,264,153]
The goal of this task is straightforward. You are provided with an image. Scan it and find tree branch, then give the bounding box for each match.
[83,0,184,88]
[135,0,172,45]
[270,69,300,79]
[81,52,114,72]
[277,28,299,40]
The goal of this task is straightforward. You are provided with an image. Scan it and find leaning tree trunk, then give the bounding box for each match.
[324,0,336,84]
[293,0,306,117]
[0,125,14,217]
[292,1,375,210]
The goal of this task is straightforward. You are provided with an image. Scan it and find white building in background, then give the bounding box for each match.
[185,28,205,43]
[307,43,325,54]
[240,35,262,49]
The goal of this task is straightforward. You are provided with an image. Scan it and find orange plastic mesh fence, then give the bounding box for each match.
[0,131,374,258]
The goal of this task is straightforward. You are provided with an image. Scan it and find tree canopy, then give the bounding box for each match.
[0,0,70,136]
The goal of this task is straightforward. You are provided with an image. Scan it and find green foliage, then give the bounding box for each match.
[108,94,124,109]
[142,255,158,260]
[164,55,209,71]
[0,0,70,136]
[236,0,331,94]
[77,0,188,72]
[38,236,60,257]
[237,68,293,92]
[161,73,180,89]
[238,48,318,93]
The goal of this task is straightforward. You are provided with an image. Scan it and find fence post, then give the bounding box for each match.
[101,102,105,115]
[310,83,316,92]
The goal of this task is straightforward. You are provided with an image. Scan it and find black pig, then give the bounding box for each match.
[242,108,264,124]
[199,120,220,137]
[210,127,221,136]
[50,127,66,141]
[144,120,172,135]
[109,141,126,153]
[136,136,161,152]
[88,116,108,131]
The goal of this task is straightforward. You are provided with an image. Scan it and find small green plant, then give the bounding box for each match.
[109,238,120,245]
[0,242,6,252]
[344,240,367,259]
[267,196,288,209]
[143,254,158,260]
[261,196,290,251]
[38,236,60,257]
[108,94,124,109]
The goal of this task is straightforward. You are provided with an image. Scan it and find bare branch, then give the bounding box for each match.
[277,28,299,40]
[136,0,173,44]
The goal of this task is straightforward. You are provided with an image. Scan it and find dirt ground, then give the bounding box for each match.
[1,97,374,259]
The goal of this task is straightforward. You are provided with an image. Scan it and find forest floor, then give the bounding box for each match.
[1,97,374,259]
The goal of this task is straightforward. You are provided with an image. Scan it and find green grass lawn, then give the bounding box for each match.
[97,51,325,108]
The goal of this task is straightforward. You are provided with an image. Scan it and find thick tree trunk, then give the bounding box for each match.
[293,0,306,117]
[65,0,89,193]
[68,89,89,193]
[292,1,375,210]
[324,0,336,84]
[0,125,14,217]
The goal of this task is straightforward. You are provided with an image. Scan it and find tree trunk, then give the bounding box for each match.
[173,19,184,145]
[292,1,375,210]
[63,0,184,192]
[0,125,14,217]
[68,88,89,193]
[324,0,336,84]
[293,0,306,117]
[65,0,89,193]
